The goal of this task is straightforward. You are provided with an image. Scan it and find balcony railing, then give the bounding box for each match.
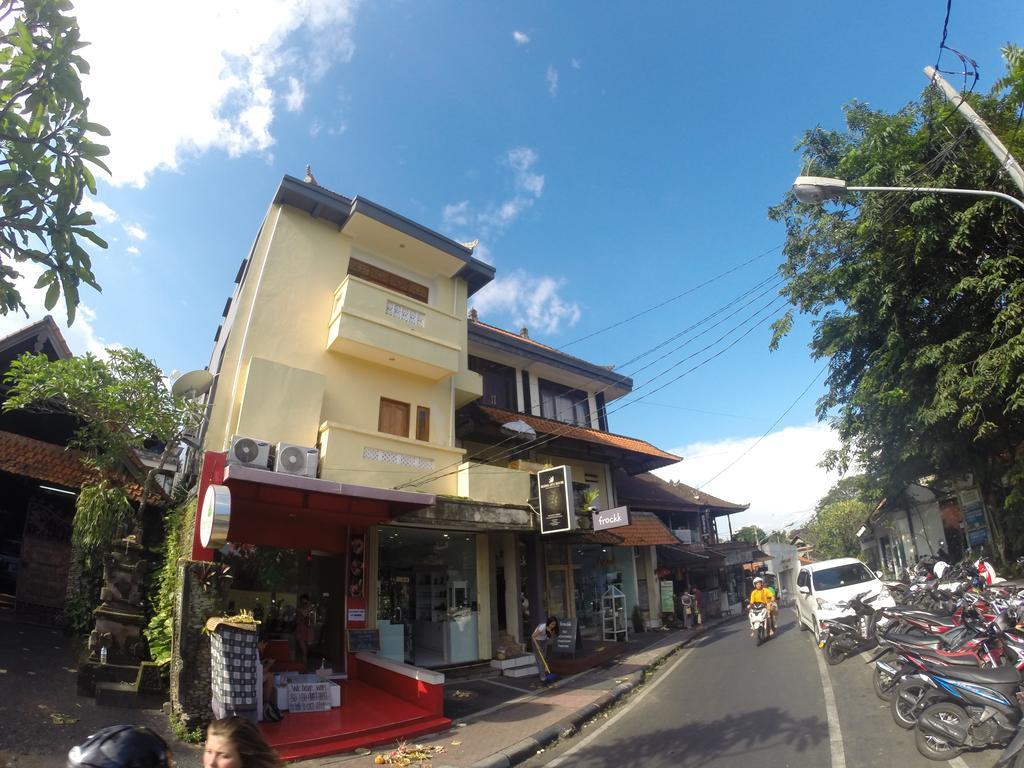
[327,275,462,381]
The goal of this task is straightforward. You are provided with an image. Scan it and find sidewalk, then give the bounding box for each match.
[306,616,735,768]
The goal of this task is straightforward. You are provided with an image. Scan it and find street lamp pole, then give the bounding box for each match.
[791,176,1024,214]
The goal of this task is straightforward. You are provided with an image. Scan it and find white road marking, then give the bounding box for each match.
[814,639,847,768]
[948,757,969,768]
[545,645,698,768]
[483,677,535,693]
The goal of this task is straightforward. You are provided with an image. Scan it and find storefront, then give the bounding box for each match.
[376,525,481,668]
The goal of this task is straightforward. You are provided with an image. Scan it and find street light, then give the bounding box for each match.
[791,175,1024,214]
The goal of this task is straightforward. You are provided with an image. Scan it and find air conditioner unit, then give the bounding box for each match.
[674,528,696,544]
[228,435,271,469]
[275,443,319,478]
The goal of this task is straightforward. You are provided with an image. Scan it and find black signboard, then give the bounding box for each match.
[538,466,576,534]
[346,629,380,653]
[554,618,578,656]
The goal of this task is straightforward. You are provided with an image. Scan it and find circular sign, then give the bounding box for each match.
[200,484,231,548]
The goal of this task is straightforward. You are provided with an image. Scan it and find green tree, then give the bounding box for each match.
[805,499,868,561]
[3,347,202,520]
[770,46,1024,558]
[0,0,110,323]
[734,525,767,544]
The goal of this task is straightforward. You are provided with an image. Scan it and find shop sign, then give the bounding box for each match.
[593,506,630,531]
[554,618,577,656]
[288,680,331,712]
[660,581,675,613]
[538,466,576,535]
[347,608,366,622]
[200,484,231,548]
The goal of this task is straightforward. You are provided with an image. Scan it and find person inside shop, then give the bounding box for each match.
[256,637,282,722]
[67,725,174,767]
[294,593,312,668]
[531,615,559,683]
[748,576,776,637]
[204,716,282,768]
[691,586,702,626]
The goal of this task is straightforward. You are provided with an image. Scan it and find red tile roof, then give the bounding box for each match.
[0,430,156,503]
[603,511,679,546]
[477,405,681,465]
[615,470,749,514]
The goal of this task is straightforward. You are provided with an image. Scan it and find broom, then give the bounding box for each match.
[533,638,559,684]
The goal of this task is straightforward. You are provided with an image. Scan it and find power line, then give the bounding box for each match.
[696,365,828,491]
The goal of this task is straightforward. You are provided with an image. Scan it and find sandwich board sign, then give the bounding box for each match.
[538,466,576,534]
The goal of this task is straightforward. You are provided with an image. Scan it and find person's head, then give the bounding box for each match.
[753,576,764,587]
[299,594,310,606]
[204,717,281,768]
[68,725,173,767]
[545,616,558,632]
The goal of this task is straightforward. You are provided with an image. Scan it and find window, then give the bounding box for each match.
[468,356,518,411]
[811,562,875,592]
[378,398,410,437]
[349,257,429,304]
[415,406,430,442]
[538,379,591,427]
[797,570,809,589]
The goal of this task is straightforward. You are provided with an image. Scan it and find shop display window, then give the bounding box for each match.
[377,526,480,668]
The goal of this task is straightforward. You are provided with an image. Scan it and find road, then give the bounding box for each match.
[525,608,1003,768]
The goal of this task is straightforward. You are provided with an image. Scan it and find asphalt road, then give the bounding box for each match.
[526,608,1005,768]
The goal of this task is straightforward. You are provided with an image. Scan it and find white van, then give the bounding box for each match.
[795,557,893,642]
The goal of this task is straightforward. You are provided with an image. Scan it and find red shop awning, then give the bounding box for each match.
[221,463,435,552]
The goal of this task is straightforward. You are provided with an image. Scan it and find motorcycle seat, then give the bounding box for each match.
[894,611,956,626]
[923,661,1020,685]
[886,631,942,648]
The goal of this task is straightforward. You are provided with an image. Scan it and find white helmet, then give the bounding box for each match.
[753,576,764,584]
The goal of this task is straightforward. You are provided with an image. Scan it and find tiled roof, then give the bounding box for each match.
[604,511,679,546]
[615,469,749,514]
[0,430,157,503]
[476,405,681,465]
[472,319,564,355]
[0,315,72,359]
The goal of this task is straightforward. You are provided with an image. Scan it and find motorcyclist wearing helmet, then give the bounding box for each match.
[748,575,776,637]
[68,725,173,767]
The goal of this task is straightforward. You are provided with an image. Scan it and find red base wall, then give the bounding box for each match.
[355,658,444,715]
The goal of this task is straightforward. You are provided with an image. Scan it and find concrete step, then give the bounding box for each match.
[503,664,539,678]
[95,681,164,709]
[489,654,535,671]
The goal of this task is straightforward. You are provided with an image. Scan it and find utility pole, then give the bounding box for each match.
[924,65,1024,197]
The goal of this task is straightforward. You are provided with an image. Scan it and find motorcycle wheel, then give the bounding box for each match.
[824,635,847,666]
[915,702,967,761]
[872,664,897,702]
[757,625,766,646]
[890,679,930,730]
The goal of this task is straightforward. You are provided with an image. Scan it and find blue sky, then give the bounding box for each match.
[4,1,1021,533]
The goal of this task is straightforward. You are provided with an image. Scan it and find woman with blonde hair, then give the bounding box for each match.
[203,717,281,768]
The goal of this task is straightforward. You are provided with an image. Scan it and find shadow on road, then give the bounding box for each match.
[555,706,829,768]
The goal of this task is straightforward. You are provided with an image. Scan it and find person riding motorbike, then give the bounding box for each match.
[749,576,776,637]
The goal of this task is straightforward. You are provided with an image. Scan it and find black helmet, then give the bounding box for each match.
[68,726,173,768]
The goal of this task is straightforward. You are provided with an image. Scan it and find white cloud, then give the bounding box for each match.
[75,0,363,188]
[84,198,118,224]
[471,270,581,335]
[570,57,582,70]
[546,66,559,97]
[123,223,148,241]
[126,246,140,255]
[654,422,845,535]
[441,147,545,241]
[512,30,530,45]
[442,200,471,229]
[284,76,305,112]
[0,263,116,358]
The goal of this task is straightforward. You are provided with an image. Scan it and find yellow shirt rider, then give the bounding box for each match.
[749,576,777,636]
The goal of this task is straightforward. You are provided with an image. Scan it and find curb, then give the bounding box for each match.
[467,620,731,768]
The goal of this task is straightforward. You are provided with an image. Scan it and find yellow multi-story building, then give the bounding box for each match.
[203,174,493,494]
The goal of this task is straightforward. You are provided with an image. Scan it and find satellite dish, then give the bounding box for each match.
[172,369,213,399]
[500,420,537,440]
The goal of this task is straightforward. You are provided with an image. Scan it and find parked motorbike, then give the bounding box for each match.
[749,602,771,646]
[820,591,890,665]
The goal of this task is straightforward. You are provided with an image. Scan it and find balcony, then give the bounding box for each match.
[328,276,462,381]
[453,368,483,408]
[456,462,532,506]
[319,420,465,496]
